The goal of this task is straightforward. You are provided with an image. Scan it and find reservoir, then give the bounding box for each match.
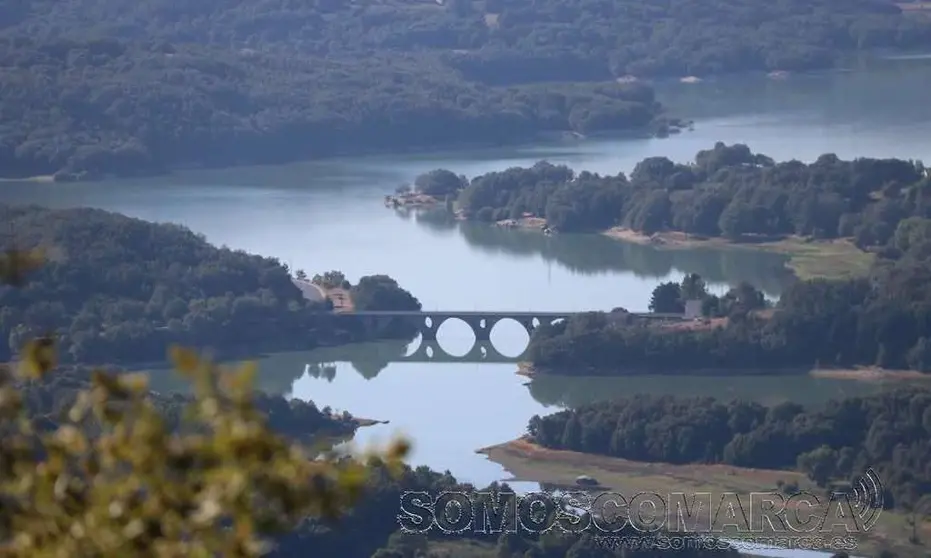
[2,57,930,490]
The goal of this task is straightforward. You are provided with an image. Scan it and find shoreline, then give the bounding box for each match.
[603,227,874,280]
[476,437,927,556]
[517,361,931,382]
[0,175,56,184]
[414,213,873,280]
[474,214,873,280]
[0,123,674,186]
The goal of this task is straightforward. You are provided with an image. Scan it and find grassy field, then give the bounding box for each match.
[428,539,498,558]
[603,228,875,281]
[478,438,930,558]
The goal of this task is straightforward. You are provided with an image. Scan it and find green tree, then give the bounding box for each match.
[796,445,837,487]
[649,281,684,313]
[906,494,931,543]
[413,169,464,197]
[0,248,410,556]
[680,273,707,300]
[350,275,421,312]
[907,337,931,372]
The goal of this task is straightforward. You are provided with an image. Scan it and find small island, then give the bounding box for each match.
[391,143,931,280]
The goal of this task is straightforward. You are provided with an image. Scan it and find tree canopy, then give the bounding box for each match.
[528,388,931,511]
[3,0,931,178]
[450,144,930,241]
[0,204,419,366]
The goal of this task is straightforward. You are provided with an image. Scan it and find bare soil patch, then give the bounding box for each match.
[384,192,441,209]
[325,287,354,312]
[495,216,548,230]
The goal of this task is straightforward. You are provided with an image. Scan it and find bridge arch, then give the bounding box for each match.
[433,317,476,357]
[488,317,532,358]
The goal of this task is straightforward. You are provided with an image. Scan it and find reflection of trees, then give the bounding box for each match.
[145,350,313,396]
[656,61,931,125]
[301,338,414,380]
[303,363,338,382]
[443,219,790,297]
[525,373,898,409]
[411,209,458,234]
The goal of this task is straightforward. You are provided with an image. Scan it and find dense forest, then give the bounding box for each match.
[445,143,930,242]
[527,225,931,374]
[3,0,931,178]
[527,389,931,513]
[0,204,420,365]
[19,364,360,441]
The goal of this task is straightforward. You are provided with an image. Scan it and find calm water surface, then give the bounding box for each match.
[6,59,931,495]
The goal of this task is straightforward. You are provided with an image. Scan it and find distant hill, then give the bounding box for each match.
[2,0,930,178]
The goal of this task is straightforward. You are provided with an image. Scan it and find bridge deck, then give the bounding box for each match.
[341,310,684,319]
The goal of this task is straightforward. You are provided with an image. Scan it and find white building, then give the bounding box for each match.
[684,299,703,319]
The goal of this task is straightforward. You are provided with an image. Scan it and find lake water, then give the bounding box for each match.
[3,58,930,499]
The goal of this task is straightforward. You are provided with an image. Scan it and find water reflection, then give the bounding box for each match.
[525,373,912,409]
[656,57,931,127]
[406,210,792,297]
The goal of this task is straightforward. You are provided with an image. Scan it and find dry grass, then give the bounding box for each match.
[810,366,931,382]
[603,228,874,280]
[478,438,931,556]
[428,539,498,557]
[898,2,931,10]
[495,216,548,230]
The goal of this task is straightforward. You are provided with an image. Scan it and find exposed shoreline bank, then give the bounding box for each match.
[517,361,931,382]
[476,437,926,557]
[488,218,873,280]
[601,227,874,281]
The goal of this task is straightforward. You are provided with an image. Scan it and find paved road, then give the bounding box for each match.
[292,278,325,303]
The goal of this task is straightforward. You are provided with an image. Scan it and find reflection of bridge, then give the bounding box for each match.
[401,339,526,363]
[340,310,685,341]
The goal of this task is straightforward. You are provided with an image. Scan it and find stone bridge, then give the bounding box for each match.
[339,310,685,345]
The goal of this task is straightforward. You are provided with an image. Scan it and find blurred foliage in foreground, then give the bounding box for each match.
[0,247,410,556]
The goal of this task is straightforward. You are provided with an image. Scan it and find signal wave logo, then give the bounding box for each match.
[848,468,884,531]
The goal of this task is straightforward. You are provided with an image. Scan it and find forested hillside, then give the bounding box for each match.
[450,144,930,240]
[527,218,931,374]
[528,389,931,511]
[2,0,930,178]
[0,204,419,365]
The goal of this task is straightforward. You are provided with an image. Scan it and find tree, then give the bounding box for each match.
[350,275,421,312]
[906,494,931,543]
[313,270,348,289]
[796,445,837,487]
[649,281,684,313]
[413,169,464,197]
[680,273,707,300]
[907,337,931,372]
[0,249,410,556]
[295,269,308,281]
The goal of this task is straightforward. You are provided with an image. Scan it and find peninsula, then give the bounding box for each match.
[523,221,931,378]
[396,143,930,280]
